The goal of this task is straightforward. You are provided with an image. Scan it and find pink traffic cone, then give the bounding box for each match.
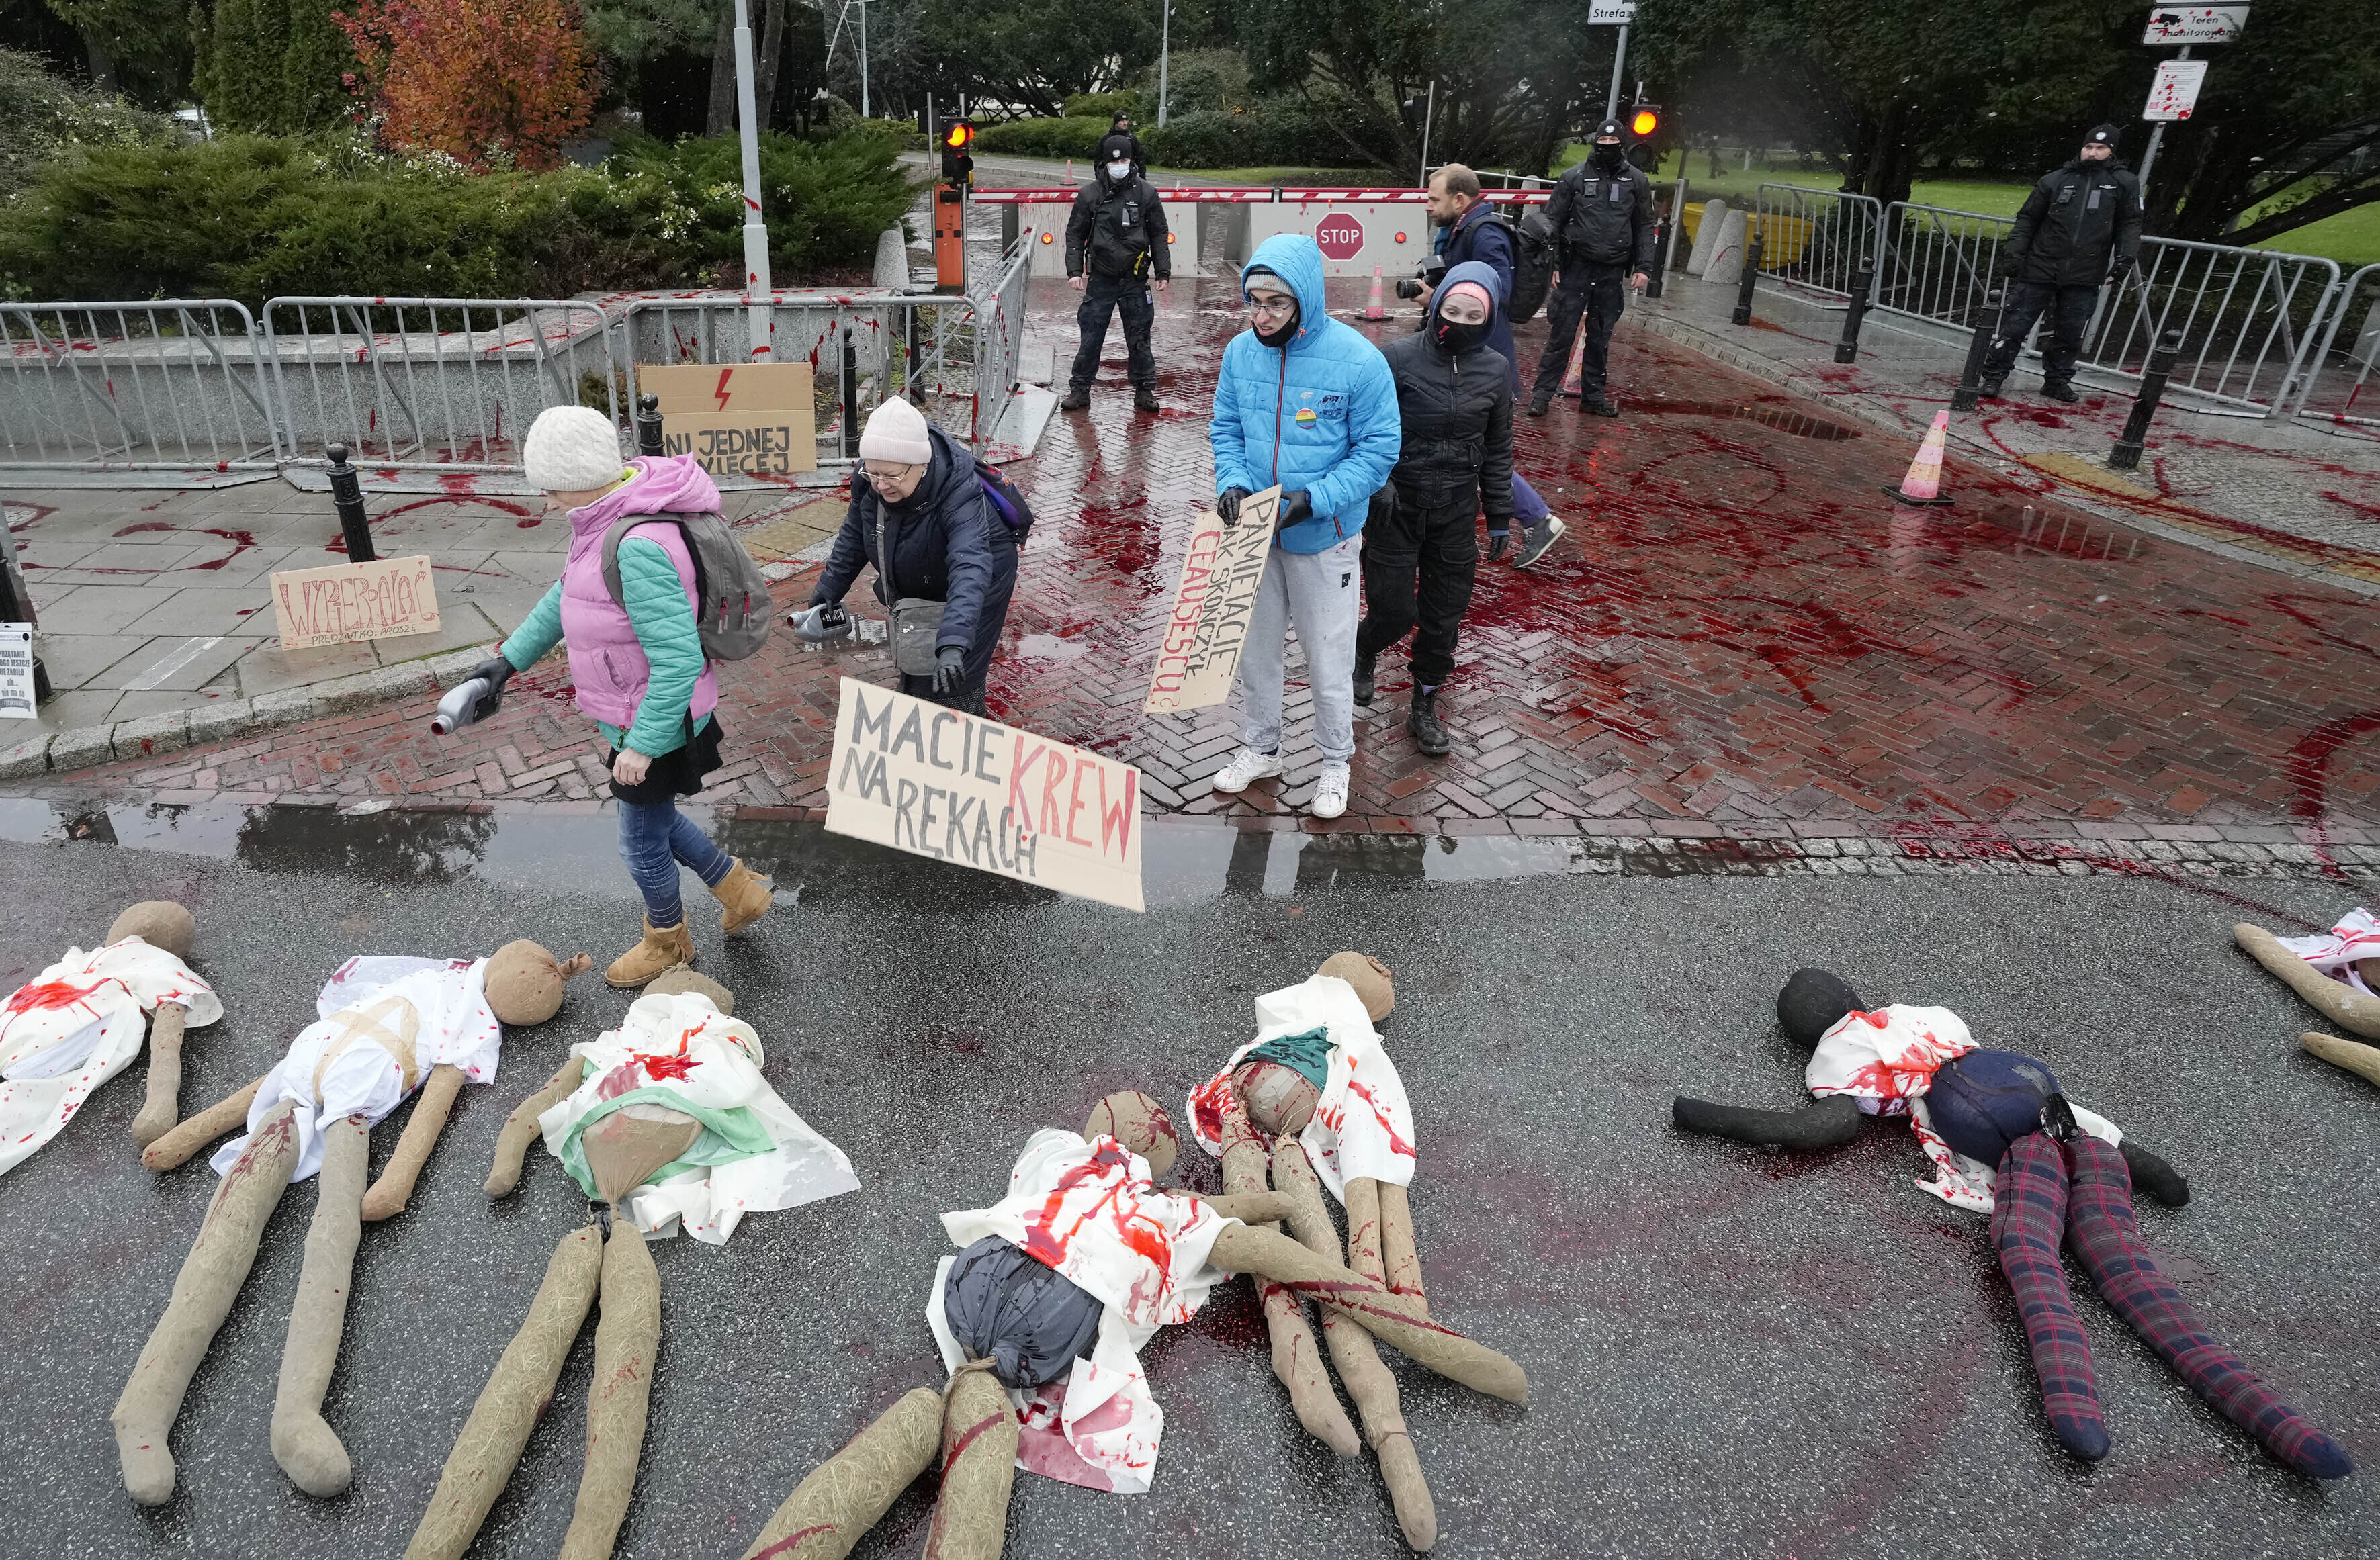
[1362,266,1387,320]
[1066,158,1074,182]
[1561,327,1586,397]
[1886,410,1955,506]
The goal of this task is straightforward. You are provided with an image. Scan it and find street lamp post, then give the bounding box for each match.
[1157,1,1171,128]
[732,0,774,359]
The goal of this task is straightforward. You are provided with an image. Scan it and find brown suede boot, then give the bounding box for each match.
[605,919,693,989]
[709,857,774,935]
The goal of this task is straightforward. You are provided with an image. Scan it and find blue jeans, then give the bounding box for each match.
[617,796,732,927]
[1510,472,1549,526]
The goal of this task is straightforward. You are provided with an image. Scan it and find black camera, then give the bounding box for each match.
[1393,277,1425,300]
[1393,255,1447,301]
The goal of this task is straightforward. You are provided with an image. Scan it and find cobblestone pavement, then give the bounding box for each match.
[11,275,2380,863]
[1639,279,2380,590]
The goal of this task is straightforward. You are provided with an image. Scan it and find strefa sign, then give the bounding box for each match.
[824,678,1145,911]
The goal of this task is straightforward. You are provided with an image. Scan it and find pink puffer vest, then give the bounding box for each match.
[558,457,722,733]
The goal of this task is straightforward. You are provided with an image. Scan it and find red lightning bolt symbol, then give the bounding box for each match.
[714,367,733,411]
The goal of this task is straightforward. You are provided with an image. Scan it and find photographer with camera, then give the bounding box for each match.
[1399,165,1566,569]
[1528,120,1655,420]
[1061,132,1172,414]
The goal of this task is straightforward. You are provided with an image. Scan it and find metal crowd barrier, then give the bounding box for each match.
[0,263,1033,486]
[2294,263,2380,437]
[262,297,616,475]
[1751,186,2343,416]
[1751,185,1883,302]
[0,300,281,475]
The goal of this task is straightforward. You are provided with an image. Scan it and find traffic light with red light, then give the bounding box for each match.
[940,121,976,186]
[1629,105,1661,140]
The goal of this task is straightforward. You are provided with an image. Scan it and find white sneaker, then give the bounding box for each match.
[1310,762,1351,819]
[1211,747,1284,793]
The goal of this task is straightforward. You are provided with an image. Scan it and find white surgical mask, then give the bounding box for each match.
[1107,160,1131,178]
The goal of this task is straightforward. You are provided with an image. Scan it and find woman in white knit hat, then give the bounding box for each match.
[803,398,1018,715]
[453,405,773,987]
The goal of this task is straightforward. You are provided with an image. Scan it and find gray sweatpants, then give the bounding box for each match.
[1236,533,1364,764]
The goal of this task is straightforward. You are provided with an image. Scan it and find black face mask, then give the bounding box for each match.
[1591,142,1625,170]
[1434,318,1487,354]
[1254,311,1298,349]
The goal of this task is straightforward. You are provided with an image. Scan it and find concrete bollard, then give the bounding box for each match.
[873,227,910,291]
[2108,329,2185,471]
[1702,209,1749,287]
[1686,199,1730,276]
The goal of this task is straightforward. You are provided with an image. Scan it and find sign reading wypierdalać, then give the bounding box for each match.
[825,678,1146,911]
[1143,486,1278,715]
[270,555,439,650]
[637,362,819,477]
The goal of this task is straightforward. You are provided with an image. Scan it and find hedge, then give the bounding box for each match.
[973,116,1112,160]
[0,127,919,304]
[1143,106,1348,170]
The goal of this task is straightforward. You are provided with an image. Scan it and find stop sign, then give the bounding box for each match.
[1313,212,1365,260]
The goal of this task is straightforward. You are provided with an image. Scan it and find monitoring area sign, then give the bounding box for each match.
[2142,58,2210,121]
[2142,5,2248,46]
[1589,1,1637,22]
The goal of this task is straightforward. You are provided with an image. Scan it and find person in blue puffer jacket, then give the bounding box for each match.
[1208,233,1401,821]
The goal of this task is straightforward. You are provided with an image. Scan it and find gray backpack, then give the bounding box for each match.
[600,512,773,661]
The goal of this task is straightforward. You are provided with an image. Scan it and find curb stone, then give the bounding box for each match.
[22,643,498,779]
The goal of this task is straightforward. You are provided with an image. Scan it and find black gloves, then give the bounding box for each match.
[1486,531,1509,563]
[2107,255,2135,281]
[932,645,967,694]
[1276,490,1312,531]
[1217,486,1252,528]
[462,656,514,721]
[792,601,850,642]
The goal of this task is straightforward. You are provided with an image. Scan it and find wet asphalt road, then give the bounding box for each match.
[3,811,2377,1560]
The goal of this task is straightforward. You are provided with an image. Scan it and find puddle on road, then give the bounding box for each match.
[0,798,1814,908]
[0,796,1642,910]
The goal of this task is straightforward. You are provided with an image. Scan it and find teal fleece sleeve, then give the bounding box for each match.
[500,582,566,672]
[618,535,705,757]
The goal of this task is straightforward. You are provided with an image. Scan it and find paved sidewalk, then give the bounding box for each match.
[1636,277,2380,593]
[1,482,838,753]
[10,272,2380,855]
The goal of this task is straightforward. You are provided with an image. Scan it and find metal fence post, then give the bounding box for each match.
[906,304,924,403]
[634,392,664,457]
[1833,263,1876,363]
[1950,290,2006,412]
[325,442,376,562]
[1732,234,1764,326]
[2109,329,2185,471]
[840,327,861,459]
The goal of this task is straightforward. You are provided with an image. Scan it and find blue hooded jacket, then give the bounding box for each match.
[1436,201,1523,394]
[1212,233,1401,553]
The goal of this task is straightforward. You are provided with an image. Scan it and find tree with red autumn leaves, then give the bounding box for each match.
[338,0,598,172]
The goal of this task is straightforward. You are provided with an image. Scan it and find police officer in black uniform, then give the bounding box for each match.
[1981,124,2143,404]
[1061,132,1172,414]
[1528,118,1656,419]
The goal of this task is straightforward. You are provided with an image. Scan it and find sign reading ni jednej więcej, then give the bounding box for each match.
[824,678,1146,911]
[0,623,34,718]
[637,363,820,479]
[1144,486,1278,715]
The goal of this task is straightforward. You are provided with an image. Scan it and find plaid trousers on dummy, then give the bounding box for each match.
[1993,1130,2353,1479]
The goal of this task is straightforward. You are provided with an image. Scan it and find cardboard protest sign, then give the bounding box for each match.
[0,624,34,718]
[637,363,818,477]
[1143,485,1278,714]
[824,677,1145,912]
[269,555,439,651]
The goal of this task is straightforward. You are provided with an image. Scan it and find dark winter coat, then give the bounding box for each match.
[1544,153,1657,272]
[2007,158,2144,287]
[816,424,1004,653]
[1381,260,1515,527]
[1433,201,1524,394]
[1065,137,1171,280]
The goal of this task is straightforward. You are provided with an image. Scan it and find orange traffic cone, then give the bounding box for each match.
[1560,326,1587,397]
[1886,410,1955,506]
[1066,157,1074,182]
[1362,266,1387,320]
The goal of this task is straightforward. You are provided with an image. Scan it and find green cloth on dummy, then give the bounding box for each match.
[1248,1025,1333,1090]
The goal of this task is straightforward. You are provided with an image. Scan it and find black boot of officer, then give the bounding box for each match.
[1528,120,1656,420]
[1978,124,2142,404]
